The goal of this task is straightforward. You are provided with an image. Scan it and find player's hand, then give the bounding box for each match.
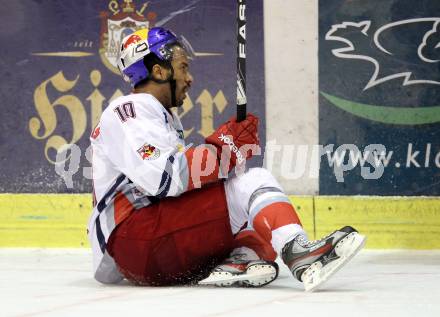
[205,113,259,171]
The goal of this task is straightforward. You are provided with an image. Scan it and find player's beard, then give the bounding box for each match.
[176,89,187,107]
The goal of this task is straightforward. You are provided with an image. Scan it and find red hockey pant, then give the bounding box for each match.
[107,182,233,286]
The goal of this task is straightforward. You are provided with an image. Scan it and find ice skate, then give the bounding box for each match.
[199,249,279,287]
[282,226,366,292]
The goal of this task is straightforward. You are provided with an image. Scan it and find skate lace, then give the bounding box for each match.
[226,253,247,263]
[296,231,334,248]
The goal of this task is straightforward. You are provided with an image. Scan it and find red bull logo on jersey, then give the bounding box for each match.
[137,143,160,160]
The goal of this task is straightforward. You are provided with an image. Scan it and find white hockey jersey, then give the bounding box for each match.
[88,93,191,284]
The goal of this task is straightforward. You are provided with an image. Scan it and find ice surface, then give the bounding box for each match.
[0,249,439,317]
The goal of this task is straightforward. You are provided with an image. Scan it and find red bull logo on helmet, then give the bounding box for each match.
[99,1,154,74]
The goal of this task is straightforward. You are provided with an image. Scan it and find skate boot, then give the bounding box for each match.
[282,226,366,292]
[199,248,279,287]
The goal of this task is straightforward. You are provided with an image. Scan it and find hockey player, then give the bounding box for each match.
[88,27,366,291]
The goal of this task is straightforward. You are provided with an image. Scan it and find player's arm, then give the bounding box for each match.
[100,102,259,198]
[99,104,221,198]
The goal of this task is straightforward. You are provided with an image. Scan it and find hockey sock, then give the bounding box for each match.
[233,229,277,261]
[249,189,305,255]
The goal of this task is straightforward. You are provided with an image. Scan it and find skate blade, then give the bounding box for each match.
[302,232,367,292]
[198,263,278,287]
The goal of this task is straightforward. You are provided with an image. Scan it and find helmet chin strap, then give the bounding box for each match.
[150,66,177,108]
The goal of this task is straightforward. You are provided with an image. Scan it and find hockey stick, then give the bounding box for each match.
[236,0,247,122]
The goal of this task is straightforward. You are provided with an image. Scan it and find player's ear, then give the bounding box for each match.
[151,64,164,81]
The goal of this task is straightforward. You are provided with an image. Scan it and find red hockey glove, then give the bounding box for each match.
[205,113,260,172]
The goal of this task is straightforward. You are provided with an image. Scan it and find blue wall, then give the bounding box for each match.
[319,0,440,195]
[0,0,265,193]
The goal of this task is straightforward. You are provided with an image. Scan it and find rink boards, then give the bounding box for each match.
[0,194,439,249]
